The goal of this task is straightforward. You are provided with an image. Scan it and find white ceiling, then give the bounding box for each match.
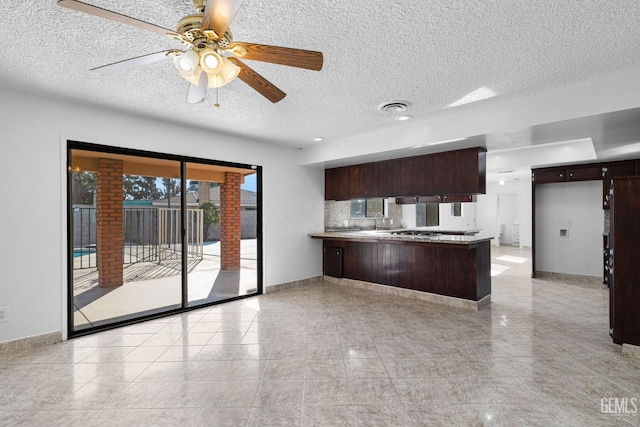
[3,0,640,177]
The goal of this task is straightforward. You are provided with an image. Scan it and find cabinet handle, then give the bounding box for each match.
[569,173,573,177]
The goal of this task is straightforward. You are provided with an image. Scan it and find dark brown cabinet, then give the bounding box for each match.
[454,147,487,194]
[603,163,636,209]
[391,157,415,196]
[431,151,455,195]
[532,168,566,183]
[323,246,343,277]
[566,165,603,182]
[321,238,491,301]
[325,167,350,201]
[360,162,379,198]
[413,154,433,196]
[378,160,393,197]
[609,176,640,346]
[325,147,487,200]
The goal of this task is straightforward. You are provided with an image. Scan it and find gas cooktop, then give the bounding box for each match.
[390,230,442,236]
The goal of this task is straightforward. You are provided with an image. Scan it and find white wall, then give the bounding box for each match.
[436,203,477,231]
[476,179,533,247]
[535,181,603,276]
[497,193,520,246]
[0,89,324,344]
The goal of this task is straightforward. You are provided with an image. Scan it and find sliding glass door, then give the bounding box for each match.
[185,162,259,307]
[68,143,261,336]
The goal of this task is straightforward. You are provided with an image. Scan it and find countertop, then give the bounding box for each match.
[309,230,494,245]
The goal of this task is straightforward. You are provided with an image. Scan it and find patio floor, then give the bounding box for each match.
[73,240,258,331]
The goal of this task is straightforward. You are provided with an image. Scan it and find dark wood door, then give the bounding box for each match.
[454,147,485,194]
[360,162,379,198]
[603,163,635,209]
[349,165,361,199]
[378,160,393,197]
[532,168,566,183]
[611,176,640,346]
[413,154,433,196]
[325,168,338,200]
[323,246,343,277]
[391,158,415,196]
[432,151,455,194]
[566,165,603,182]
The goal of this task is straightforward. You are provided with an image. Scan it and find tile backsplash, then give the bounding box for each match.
[324,199,403,230]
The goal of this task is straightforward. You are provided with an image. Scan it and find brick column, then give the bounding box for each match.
[96,158,124,287]
[220,172,241,270]
[198,181,210,203]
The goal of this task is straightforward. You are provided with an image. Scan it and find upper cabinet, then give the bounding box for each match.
[431,151,456,195]
[532,159,640,210]
[325,147,487,201]
[454,147,486,194]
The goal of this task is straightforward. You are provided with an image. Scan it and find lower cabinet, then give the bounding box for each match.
[322,239,491,301]
[323,246,343,278]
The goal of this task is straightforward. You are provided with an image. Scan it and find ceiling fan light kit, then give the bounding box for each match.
[57,0,324,104]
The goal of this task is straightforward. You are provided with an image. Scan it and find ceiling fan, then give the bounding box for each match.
[57,0,324,104]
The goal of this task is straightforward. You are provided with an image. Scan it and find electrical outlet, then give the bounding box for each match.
[0,307,8,323]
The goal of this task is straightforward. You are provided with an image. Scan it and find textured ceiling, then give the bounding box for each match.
[2,0,640,154]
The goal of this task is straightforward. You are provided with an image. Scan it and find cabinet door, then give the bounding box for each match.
[532,168,566,183]
[454,148,485,194]
[323,246,343,277]
[603,163,635,209]
[360,162,379,198]
[349,165,361,199]
[378,160,393,197]
[566,165,602,181]
[325,168,338,200]
[413,154,433,196]
[611,177,640,345]
[391,158,414,196]
[432,151,455,194]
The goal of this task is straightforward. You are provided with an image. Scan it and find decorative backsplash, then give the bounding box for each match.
[324,199,403,231]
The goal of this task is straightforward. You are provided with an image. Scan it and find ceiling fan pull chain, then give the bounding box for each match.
[214,75,221,108]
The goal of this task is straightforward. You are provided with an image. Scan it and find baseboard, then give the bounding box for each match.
[264,276,324,293]
[323,276,490,311]
[0,331,62,357]
[534,270,602,286]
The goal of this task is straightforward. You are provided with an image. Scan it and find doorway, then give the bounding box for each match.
[67,142,261,336]
[497,192,521,247]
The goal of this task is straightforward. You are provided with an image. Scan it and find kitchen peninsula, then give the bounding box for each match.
[310,230,492,310]
[317,146,491,310]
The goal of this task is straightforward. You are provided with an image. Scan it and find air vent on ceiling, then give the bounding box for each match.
[498,170,514,174]
[378,101,411,112]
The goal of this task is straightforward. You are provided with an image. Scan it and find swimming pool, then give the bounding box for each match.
[73,248,96,258]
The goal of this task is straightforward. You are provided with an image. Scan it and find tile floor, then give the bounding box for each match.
[2,246,640,426]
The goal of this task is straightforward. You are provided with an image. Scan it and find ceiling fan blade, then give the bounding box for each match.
[230,42,323,71]
[201,0,244,39]
[91,50,175,75]
[229,58,286,103]
[57,0,179,37]
[187,72,208,104]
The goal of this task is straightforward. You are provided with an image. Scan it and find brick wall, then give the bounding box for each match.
[96,158,124,287]
[220,172,241,270]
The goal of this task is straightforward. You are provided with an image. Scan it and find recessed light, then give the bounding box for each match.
[314,137,324,142]
[499,180,505,186]
[396,115,412,121]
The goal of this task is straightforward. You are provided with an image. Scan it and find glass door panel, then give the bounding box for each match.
[70,149,182,332]
[185,162,259,307]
